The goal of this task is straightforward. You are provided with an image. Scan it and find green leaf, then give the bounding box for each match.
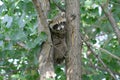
[0,76,3,80]
[84,0,93,9]
[1,14,13,28]
[26,32,47,49]
[39,32,47,44]
[18,13,26,28]
[82,75,90,80]
[11,74,20,79]
[0,40,4,47]
[9,29,26,41]
[92,73,105,80]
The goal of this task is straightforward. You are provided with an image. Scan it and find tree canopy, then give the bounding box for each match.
[0,0,120,80]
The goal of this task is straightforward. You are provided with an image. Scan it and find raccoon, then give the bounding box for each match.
[49,12,66,35]
[49,12,67,64]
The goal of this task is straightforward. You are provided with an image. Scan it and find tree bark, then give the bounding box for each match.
[32,0,55,80]
[65,0,82,80]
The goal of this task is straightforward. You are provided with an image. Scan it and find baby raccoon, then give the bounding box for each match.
[49,12,66,35]
[49,12,67,64]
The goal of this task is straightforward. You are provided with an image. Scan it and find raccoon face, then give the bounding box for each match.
[52,22,65,31]
[50,21,66,34]
[49,12,66,34]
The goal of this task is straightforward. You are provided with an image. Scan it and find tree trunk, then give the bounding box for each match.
[65,0,82,80]
[32,0,55,80]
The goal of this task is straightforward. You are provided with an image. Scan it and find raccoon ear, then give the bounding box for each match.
[60,12,66,22]
[47,19,53,24]
[61,12,65,18]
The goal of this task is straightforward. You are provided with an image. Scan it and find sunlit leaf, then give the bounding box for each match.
[1,14,13,28]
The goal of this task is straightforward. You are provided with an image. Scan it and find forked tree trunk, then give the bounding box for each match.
[32,0,55,80]
[65,0,82,80]
[33,0,82,80]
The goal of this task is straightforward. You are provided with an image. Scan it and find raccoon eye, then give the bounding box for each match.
[60,22,65,25]
[53,24,59,30]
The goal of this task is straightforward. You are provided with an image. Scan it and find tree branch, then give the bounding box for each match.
[99,47,120,61]
[100,4,120,44]
[52,0,65,12]
[80,34,117,79]
[32,0,55,80]
[87,61,120,76]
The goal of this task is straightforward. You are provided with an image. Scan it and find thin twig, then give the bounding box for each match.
[32,0,47,28]
[52,0,65,12]
[99,48,120,61]
[100,4,120,44]
[80,34,117,79]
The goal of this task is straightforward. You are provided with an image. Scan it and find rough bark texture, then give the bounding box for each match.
[32,0,55,80]
[65,0,82,80]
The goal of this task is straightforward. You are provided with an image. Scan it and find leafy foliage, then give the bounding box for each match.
[0,0,45,80]
[0,0,120,80]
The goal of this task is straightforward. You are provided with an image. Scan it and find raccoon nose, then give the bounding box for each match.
[61,25,64,29]
[57,27,61,30]
[56,25,65,30]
